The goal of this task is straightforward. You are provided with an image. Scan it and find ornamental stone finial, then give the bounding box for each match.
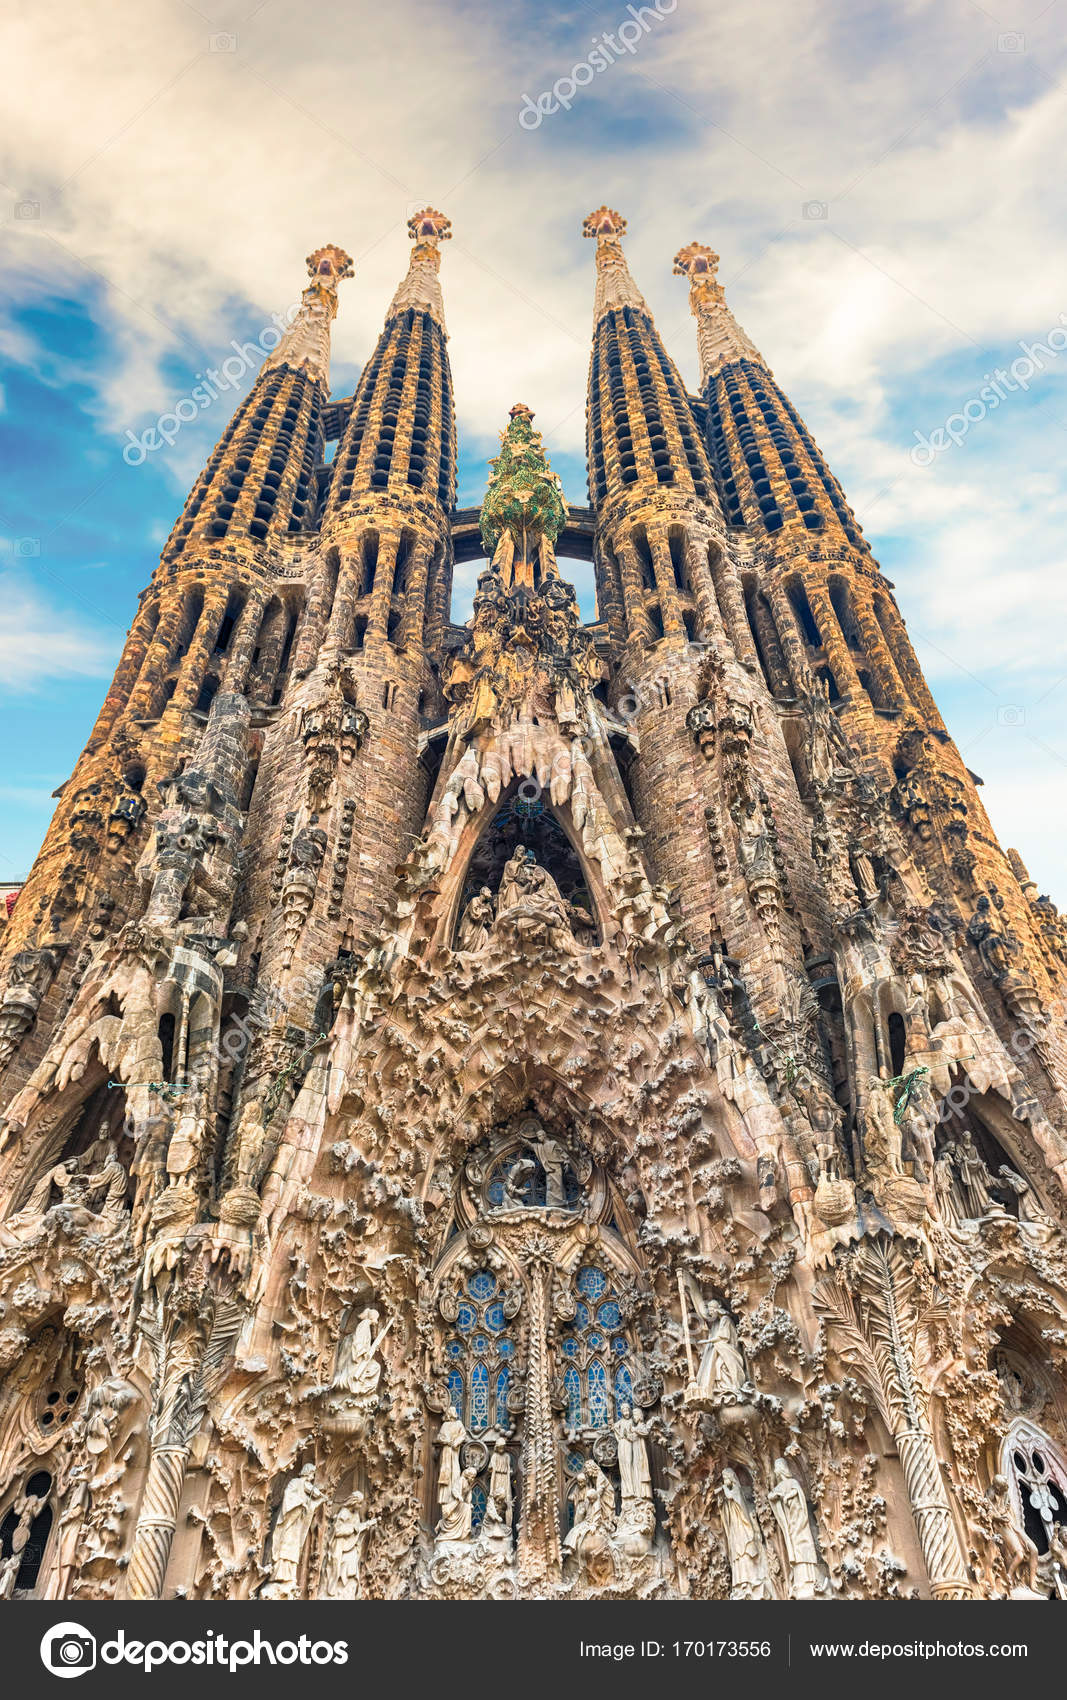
[582,206,627,241]
[305,245,354,285]
[673,239,766,383]
[388,209,452,330]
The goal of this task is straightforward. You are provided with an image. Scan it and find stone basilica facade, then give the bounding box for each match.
[2,206,1067,1604]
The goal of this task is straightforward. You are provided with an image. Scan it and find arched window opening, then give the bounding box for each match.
[787,580,822,650]
[194,672,220,717]
[158,1012,176,1083]
[353,614,368,651]
[0,1471,53,1594]
[743,579,789,696]
[646,603,665,643]
[1003,1421,1067,1555]
[887,1011,907,1077]
[816,665,841,705]
[214,590,245,656]
[393,530,414,598]
[813,970,852,1128]
[362,530,380,599]
[667,527,687,592]
[631,526,656,591]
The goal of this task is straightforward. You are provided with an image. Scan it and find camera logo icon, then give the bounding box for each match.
[40,1623,97,1679]
[802,201,829,220]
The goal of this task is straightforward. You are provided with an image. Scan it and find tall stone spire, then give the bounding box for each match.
[582,206,651,324]
[386,206,452,332]
[263,243,354,387]
[164,242,352,563]
[673,242,766,383]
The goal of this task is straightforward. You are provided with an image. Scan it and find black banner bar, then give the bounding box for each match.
[6,1600,1060,1697]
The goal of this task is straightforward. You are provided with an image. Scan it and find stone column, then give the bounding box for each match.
[517,1248,561,1586]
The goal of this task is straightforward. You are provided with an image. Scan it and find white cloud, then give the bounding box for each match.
[0,571,115,689]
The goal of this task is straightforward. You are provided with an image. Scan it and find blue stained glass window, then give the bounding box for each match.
[577,1266,607,1299]
[566,1451,586,1474]
[470,1363,490,1430]
[484,1303,505,1333]
[446,1338,464,1358]
[487,1179,505,1206]
[588,1360,609,1428]
[471,1483,488,1533]
[560,1335,578,1357]
[588,1332,604,1350]
[575,1303,590,1329]
[447,1368,464,1413]
[468,1270,497,1300]
[597,1301,621,1329]
[564,1366,582,1428]
[495,1367,510,1423]
[498,1338,515,1357]
[614,1364,633,1412]
[456,1304,475,1333]
[612,1337,628,1356]
[472,1334,489,1354]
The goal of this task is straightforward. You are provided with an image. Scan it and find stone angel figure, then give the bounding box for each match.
[680,1276,751,1411]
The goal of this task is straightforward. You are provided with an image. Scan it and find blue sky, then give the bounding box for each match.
[1,0,1066,897]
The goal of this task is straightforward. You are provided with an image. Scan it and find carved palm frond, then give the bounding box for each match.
[813,1276,892,1431]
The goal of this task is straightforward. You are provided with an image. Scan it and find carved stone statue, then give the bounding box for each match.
[525,1120,569,1209]
[998,1166,1056,1239]
[563,1459,617,1584]
[612,1404,655,1558]
[457,888,495,952]
[264,1463,325,1599]
[864,1072,904,1176]
[485,1439,513,1533]
[47,1465,90,1600]
[949,1129,996,1219]
[321,1493,377,1599]
[768,1459,822,1598]
[985,1474,1040,1595]
[612,1404,652,1510]
[436,1404,467,1525]
[436,1465,477,1546]
[494,847,581,950]
[685,1289,750,1410]
[324,1307,390,1437]
[719,1467,774,1600]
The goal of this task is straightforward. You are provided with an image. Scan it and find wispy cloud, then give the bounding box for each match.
[0,570,113,690]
